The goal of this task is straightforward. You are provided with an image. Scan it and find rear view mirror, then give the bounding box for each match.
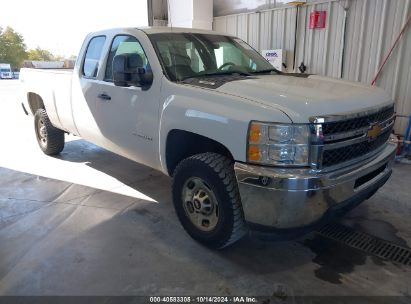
[113,53,153,88]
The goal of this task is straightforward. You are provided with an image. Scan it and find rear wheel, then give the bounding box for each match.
[34,109,65,155]
[172,153,247,249]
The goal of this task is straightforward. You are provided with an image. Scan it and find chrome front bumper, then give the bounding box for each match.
[234,142,397,230]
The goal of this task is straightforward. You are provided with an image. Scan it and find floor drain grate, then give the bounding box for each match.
[316,223,411,266]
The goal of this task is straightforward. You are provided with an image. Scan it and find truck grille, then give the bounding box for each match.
[322,130,391,167]
[311,105,395,169]
[322,106,394,136]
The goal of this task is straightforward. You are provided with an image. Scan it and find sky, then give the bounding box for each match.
[1,0,148,57]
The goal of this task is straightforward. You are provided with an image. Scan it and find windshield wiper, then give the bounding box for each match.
[251,68,282,74]
[180,70,252,81]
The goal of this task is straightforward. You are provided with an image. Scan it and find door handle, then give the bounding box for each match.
[97,93,111,101]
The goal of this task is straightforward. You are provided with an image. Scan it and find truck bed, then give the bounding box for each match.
[20,68,75,132]
[21,68,73,74]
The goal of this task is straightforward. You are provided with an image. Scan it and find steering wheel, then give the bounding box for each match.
[218,62,236,71]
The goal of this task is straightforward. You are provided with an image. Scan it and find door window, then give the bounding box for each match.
[104,35,150,82]
[82,36,106,78]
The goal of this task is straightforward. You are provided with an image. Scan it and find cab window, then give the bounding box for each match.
[82,36,106,78]
[104,35,150,82]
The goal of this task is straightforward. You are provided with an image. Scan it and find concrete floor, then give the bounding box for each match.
[1,80,411,297]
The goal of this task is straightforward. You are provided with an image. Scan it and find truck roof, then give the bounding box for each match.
[89,26,233,37]
[139,26,231,36]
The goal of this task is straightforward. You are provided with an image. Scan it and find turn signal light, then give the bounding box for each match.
[249,123,261,142]
[248,145,262,161]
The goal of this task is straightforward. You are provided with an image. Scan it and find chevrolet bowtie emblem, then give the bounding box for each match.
[367,124,382,140]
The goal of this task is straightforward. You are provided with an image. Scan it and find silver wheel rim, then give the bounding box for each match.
[182,177,219,232]
[37,119,47,147]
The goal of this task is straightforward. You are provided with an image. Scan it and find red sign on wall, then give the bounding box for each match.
[309,11,327,29]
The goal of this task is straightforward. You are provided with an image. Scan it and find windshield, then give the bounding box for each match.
[149,33,276,81]
[0,69,11,73]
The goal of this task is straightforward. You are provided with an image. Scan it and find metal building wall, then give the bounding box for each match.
[213,0,411,134]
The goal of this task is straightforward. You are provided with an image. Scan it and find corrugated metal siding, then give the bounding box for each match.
[213,0,411,134]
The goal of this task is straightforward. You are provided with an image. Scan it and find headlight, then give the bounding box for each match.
[247,122,310,166]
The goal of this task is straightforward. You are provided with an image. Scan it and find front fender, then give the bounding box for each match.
[158,81,291,173]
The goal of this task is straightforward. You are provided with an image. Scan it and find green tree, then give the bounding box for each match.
[27,47,55,61]
[0,26,27,68]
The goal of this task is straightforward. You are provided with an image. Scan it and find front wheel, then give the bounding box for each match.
[34,109,65,155]
[172,153,247,249]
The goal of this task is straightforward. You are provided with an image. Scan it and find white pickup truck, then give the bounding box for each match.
[20,27,396,248]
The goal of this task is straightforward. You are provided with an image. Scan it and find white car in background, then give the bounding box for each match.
[0,63,13,79]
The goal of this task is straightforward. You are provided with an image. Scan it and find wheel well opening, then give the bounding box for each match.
[166,130,234,176]
[27,92,45,115]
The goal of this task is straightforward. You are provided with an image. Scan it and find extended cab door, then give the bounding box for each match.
[74,31,162,169]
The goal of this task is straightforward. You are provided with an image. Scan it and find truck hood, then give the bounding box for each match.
[214,74,392,123]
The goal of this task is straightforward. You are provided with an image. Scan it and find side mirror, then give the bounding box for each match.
[113,53,153,87]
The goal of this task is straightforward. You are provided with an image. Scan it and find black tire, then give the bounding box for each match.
[172,153,247,249]
[34,109,65,155]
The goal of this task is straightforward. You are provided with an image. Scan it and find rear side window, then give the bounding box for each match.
[104,35,150,81]
[83,36,106,78]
